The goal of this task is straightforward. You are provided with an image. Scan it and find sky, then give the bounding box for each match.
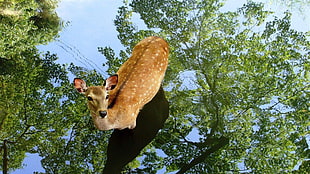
[10,0,310,173]
[38,0,124,76]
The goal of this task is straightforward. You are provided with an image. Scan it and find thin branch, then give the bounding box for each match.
[17,124,31,140]
[64,123,78,155]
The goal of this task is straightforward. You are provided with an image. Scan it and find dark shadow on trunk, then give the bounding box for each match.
[102,87,169,174]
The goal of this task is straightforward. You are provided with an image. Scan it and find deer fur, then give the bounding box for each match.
[74,36,169,130]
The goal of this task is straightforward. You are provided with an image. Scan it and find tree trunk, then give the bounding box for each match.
[3,140,8,174]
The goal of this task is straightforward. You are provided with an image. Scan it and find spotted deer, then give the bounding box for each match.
[74,36,169,130]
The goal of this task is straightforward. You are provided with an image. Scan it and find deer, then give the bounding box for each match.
[74,36,169,130]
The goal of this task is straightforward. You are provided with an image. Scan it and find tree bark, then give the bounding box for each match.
[3,140,8,174]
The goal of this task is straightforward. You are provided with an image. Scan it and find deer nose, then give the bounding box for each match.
[99,110,107,118]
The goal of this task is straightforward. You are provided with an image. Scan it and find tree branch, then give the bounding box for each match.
[176,136,229,174]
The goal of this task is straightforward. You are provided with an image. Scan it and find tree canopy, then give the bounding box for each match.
[1,0,309,173]
[0,0,62,60]
[100,0,309,173]
[0,1,76,173]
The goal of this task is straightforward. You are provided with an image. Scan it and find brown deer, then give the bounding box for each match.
[74,36,169,130]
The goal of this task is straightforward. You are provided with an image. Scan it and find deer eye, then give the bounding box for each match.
[105,95,109,100]
[87,96,93,101]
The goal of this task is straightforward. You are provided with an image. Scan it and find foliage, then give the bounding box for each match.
[0,0,63,60]
[37,64,110,174]
[99,0,309,173]
[0,50,67,172]
[0,0,69,173]
[269,0,310,15]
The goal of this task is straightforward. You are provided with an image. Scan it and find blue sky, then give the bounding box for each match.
[10,0,309,173]
[37,0,309,77]
[38,0,124,76]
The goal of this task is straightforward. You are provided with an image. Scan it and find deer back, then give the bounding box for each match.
[105,36,169,130]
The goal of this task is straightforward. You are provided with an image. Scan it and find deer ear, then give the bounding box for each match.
[105,74,118,90]
[74,78,88,93]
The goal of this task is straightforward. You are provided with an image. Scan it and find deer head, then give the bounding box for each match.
[74,36,169,130]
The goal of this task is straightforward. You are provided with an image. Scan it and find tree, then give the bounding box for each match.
[99,0,309,173]
[0,0,63,60]
[0,50,69,173]
[0,1,70,173]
